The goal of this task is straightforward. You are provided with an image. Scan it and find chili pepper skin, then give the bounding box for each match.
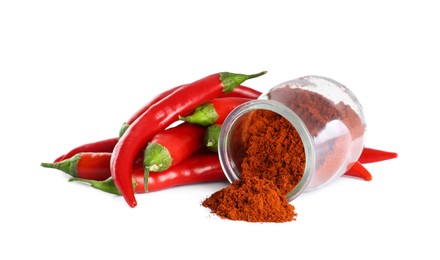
[204,124,222,152]
[358,147,398,164]
[54,137,118,163]
[111,71,266,207]
[119,85,182,137]
[226,85,262,99]
[180,97,251,126]
[141,153,226,192]
[70,153,226,194]
[42,153,112,181]
[144,122,205,172]
[343,161,372,181]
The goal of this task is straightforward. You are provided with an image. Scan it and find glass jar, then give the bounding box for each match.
[218,75,367,201]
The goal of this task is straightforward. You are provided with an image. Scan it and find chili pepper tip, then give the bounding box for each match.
[359,148,398,164]
[344,162,372,181]
[40,154,81,177]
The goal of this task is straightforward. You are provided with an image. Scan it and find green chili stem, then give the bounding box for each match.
[69,177,121,195]
[40,153,81,177]
[220,71,267,93]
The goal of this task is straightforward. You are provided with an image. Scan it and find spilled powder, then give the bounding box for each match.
[202,176,296,222]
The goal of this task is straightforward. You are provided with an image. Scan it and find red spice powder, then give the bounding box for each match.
[202,110,304,222]
[202,176,296,222]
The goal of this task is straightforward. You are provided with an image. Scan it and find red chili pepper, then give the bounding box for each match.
[180,97,251,126]
[144,122,205,173]
[53,137,118,163]
[343,161,372,181]
[70,153,226,194]
[42,152,144,181]
[358,147,398,164]
[112,71,266,207]
[118,85,182,137]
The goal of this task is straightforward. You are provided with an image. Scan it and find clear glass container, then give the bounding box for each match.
[218,75,366,201]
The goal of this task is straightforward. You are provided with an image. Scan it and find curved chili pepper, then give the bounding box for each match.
[42,152,144,181]
[180,97,251,126]
[358,147,398,164]
[112,71,266,207]
[119,85,182,137]
[119,85,261,137]
[144,122,205,173]
[54,137,118,163]
[343,161,372,181]
[204,124,222,152]
[70,153,226,194]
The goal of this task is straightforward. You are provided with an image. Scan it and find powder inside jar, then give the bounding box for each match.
[202,110,305,222]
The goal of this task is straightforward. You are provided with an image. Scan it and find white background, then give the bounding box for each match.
[1,0,438,259]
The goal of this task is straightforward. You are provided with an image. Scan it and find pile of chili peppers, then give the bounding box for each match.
[41,71,397,208]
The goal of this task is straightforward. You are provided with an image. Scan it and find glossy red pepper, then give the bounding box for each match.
[144,122,205,173]
[118,85,182,137]
[343,161,372,181]
[226,85,262,99]
[112,71,266,207]
[70,153,226,194]
[180,97,252,126]
[358,147,398,164]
